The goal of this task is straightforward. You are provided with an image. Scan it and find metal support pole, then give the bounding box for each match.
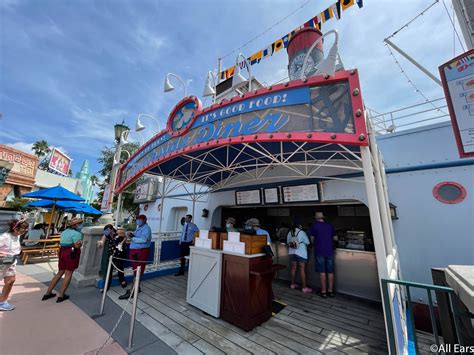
[128,265,141,350]
[100,256,113,315]
[114,192,123,228]
[158,178,166,233]
[192,183,196,218]
[384,38,442,86]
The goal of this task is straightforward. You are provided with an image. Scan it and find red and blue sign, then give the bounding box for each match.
[116,70,367,193]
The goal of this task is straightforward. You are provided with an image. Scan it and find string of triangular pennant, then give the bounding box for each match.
[219,0,363,81]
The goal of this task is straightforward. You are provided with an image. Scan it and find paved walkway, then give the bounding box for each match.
[0,270,126,355]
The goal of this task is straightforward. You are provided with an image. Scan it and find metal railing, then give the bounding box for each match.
[381,278,464,354]
[367,97,449,135]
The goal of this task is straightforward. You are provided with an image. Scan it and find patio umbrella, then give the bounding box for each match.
[22,185,85,238]
[26,200,102,215]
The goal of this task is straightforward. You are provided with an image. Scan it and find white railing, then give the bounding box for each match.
[146,231,182,272]
[367,97,449,135]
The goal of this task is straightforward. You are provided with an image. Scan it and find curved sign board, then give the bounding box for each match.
[116,70,367,193]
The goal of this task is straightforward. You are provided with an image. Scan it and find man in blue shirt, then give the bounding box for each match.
[119,214,152,299]
[175,214,199,276]
[245,218,271,244]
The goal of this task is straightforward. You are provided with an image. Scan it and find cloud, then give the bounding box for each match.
[6,142,34,154]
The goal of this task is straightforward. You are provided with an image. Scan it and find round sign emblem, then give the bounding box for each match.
[166,96,201,135]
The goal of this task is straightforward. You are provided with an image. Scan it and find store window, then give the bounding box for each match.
[433,182,467,204]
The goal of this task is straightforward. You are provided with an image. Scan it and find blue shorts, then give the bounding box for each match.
[289,254,308,263]
[315,256,334,273]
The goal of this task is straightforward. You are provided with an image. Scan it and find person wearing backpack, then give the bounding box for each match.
[287,216,312,294]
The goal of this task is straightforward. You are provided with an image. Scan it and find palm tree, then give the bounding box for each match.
[32,140,51,158]
[90,175,99,186]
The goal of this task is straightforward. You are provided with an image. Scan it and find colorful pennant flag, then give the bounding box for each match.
[219,0,363,81]
[341,0,355,11]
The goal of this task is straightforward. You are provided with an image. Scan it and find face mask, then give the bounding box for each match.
[137,220,144,226]
[225,223,232,229]
[104,229,112,237]
[76,224,83,230]
[244,225,252,230]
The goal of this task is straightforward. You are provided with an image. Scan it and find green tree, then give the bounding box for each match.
[6,198,34,212]
[32,140,51,158]
[97,142,139,218]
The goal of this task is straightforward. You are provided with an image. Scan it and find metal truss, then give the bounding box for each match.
[149,141,364,193]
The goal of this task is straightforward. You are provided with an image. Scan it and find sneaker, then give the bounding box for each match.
[0,301,15,311]
[290,284,298,289]
[118,290,131,300]
[302,287,313,294]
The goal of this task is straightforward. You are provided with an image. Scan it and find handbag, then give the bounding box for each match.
[0,255,16,265]
[0,238,17,265]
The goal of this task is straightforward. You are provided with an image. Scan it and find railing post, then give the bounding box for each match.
[381,279,397,354]
[128,265,141,350]
[405,286,419,355]
[427,289,440,347]
[100,256,113,315]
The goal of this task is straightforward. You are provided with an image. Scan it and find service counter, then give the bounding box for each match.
[274,242,381,301]
[186,243,284,331]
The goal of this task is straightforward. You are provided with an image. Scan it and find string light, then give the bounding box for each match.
[221,0,312,60]
[386,0,439,40]
[441,0,466,53]
[385,43,447,115]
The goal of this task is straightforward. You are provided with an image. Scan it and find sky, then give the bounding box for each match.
[0,0,466,177]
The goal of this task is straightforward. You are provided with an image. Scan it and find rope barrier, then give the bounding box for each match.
[95,278,137,355]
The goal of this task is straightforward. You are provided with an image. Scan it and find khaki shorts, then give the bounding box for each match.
[1,260,17,278]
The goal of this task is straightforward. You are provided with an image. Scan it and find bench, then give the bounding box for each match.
[21,246,60,264]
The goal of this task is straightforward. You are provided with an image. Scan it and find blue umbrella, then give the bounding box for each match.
[22,185,85,202]
[22,186,85,237]
[25,200,102,215]
[26,200,80,209]
[76,203,102,215]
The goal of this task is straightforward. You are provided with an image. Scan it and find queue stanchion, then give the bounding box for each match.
[128,265,141,350]
[100,256,113,315]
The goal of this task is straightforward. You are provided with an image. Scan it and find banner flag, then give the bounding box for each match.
[219,1,362,80]
[341,0,355,11]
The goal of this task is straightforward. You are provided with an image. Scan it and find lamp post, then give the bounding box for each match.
[202,71,217,103]
[232,53,252,92]
[135,113,162,134]
[300,29,339,80]
[164,73,188,97]
[110,122,130,227]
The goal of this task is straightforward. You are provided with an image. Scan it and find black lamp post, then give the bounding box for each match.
[114,121,130,143]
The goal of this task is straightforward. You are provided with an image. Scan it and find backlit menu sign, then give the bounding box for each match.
[439,49,474,158]
[235,190,261,205]
[282,184,319,203]
[264,187,279,204]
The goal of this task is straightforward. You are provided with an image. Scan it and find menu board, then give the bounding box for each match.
[439,49,474,158]
[235,190,261,205]
[264,187,279,204]
[282,184,319,203]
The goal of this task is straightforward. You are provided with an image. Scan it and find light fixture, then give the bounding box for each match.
[300,29,339,80]
[135,113,162,133]
[203,71,217,102]
[114,121,130,143]
[389,203,398,220]
[232,53,252,92]
[164,73,188,97]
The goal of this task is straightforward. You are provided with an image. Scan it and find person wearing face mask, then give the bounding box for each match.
[225,217,238,232]
[175,214,199,276]
[97,225,127,292]
[245,218,271,244]
[42,217,84,303]
[119,215,152,299]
